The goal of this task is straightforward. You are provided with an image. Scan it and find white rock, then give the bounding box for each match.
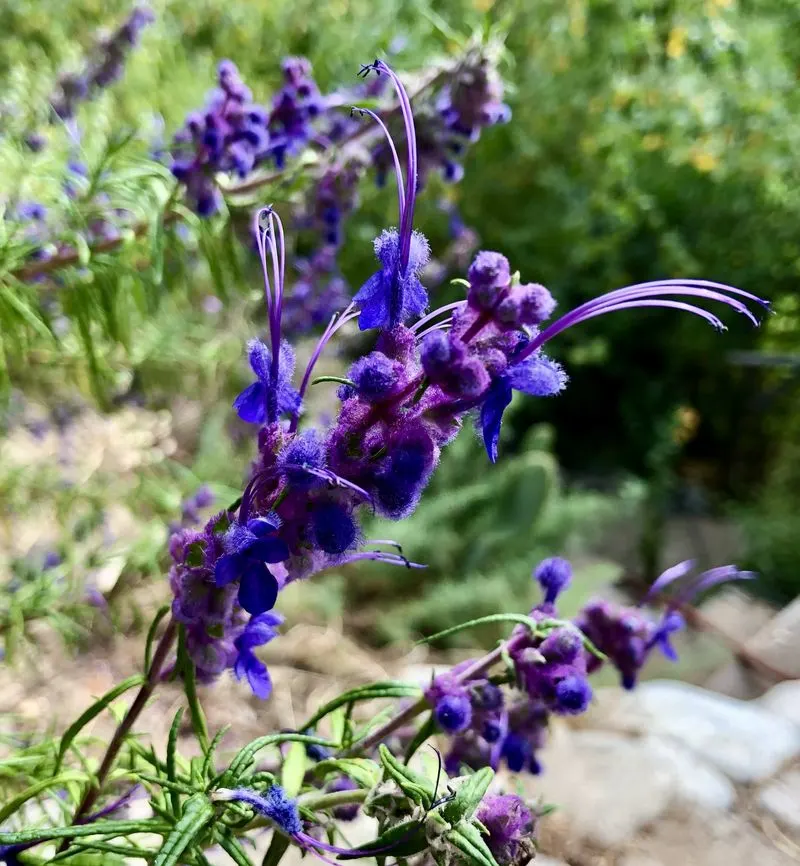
[758,769,800,832]
[760,680,800,729]
[614,680,800,783]
[529,730,677,848]
[645,737,736,812]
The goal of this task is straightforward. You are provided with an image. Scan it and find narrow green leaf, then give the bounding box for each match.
[378,745,434,809]
[403,714,436,764]
[446,821,500,866]
[166,707,184,816]
[153,793,214,866]
[56,838,154,860]
[0,773,84,823]
[281,741,306,798]
[442,768,494,824]
[138,773,196,796]
[178,625,210,752]
[220,734,336,787]
[202,725,231,781]
[414,615,538,646]
[54,675,144,773]
[215,828,254,866]
[302,683,422,731]
[312,758,381,790]
[144,606,171,672]
[260,832,290,866]
[0,819,169,845]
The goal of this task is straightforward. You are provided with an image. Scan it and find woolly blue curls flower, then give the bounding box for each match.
[480,277,770,461]
[352,61,431,329]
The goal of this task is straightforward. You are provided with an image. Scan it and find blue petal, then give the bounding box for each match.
[233,381,266,424]
[247,339,272,381]
[215,553,243,587]
[247,516,282,537]
[480,379,513,463]
[238,563,279,615]
[399,272,429,321]
[506,354,567,397]
[249,536,290,564]
[235,612,284,650]
[354,271,391,331]
[235,650,273,699]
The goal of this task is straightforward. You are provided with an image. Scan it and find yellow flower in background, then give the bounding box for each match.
[667,26,688,59]
[473,0,495,11]
[642,134,665,152]
[690,149,719,172]
[707,0,733,13]
[673,407,700,445]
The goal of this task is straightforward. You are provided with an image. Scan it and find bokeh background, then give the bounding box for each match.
[1,1,800,860]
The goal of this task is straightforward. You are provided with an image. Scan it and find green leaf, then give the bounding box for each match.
[302,682,422,731]
[153,793,214,866]
[202,725,231,781]
[260,831,290,866]
[414,614,539,645]
[403,713,436,764]
[177,625,210,752]
[312,758,381,790]
[220,734,336,787]
[144,606,171,672]
[55,838,154,861]
[166,707,184,816]
[378,745,434,809]
[0,819,168,845]
[214,828,254,866]
[336,819,427,860]
[446,821,500,866]
[54,675,144,773]
[0,772,84,823]
[281,741,306,798]
[442,768,494,824]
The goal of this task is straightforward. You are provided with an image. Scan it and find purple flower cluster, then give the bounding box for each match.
[52,6,154,120]
[171,60,270,216]
[168,60,766,700]
[426,556,753,776]
[267,58,326,168]
[372,51,510,189]
[168,517,284,697]
[476,794,537,866]
[171,57,328,216]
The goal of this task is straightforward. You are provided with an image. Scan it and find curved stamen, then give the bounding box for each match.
[283,464,373,503]
[350,107,405,222]
[415,319,453,340]
[517,280,767,362]
[338,550,426,569]
[411,301,466,333]
[254,207,275,321]
[291,303,359,432]
[372,60,418,270]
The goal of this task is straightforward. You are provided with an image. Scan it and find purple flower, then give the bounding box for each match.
[219,785,303,835]
[353,62,431,330]
[349,351,406,401]
[214,517,289,614]
[279,430,327,488]
[475,794,536,866]
[311,501,358,554]
[534,557,573,605]
[234,339,301,425]
[234,611,283,698]
[354,229,431,330]
[479,353,567,462]
[435,693,473,733]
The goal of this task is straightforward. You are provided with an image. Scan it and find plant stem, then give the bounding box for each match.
[340,635,522,758]
[59,617,178,849]
[298,788,369,811]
